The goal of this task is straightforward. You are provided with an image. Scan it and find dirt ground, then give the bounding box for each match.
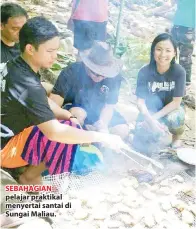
[182,106,195,148]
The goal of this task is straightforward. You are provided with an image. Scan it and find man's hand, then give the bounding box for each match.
[86,121,109,136]
[70,117,82,128]
[100,133,129,152]
[93,120,109,132]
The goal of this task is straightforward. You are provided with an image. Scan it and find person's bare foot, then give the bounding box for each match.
[18,174,42,185]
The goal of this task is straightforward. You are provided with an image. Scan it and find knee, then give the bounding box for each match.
[166,108,185,135]
[169,125,185,136]
[69,107,87,126]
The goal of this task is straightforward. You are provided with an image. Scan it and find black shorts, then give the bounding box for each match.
[73,20,107,51]
[65,104,127,128]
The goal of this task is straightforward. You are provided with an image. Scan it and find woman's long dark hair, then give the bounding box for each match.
[149,33,178,70]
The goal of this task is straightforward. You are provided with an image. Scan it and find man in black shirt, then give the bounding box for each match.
[50,41,129,139]
[1,3,28,63]
[1,17,128,185]
[1,3,53,95]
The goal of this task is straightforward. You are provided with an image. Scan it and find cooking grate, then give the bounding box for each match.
[42,150,195,229]
[42,167,195,229]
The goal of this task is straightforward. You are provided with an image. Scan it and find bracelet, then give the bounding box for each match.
[69,115,77,119]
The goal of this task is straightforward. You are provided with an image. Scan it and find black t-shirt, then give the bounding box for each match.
[1,40,20,63]
[1,56,55,148]
[136,63,186,112]
[52,62,122,115]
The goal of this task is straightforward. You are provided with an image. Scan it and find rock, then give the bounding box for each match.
[183,94,195,109]
[60,37,74,54]
[30,0,45,6]
[111,0,120,7]
[40,68,58,85]
[17,219,52,229]
[52,14,68,25]
[181,210,194,225]
[0,170,32,227]
[107,23,115,34]
[57,2,68,9]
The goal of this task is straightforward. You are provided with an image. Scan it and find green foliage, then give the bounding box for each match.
[50,63,63,71]
[107,34,128,58]
[31,0,45,6]
[40,52,76,84]
[49,52,75,77]
[123,37,151,88]
[108,34,151,89]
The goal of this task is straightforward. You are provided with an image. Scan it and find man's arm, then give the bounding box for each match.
[95,104,115,131]
[37,119,126,151]
[41,82,54,96]
[48,97,81,126]
[49,93,64,107]
[48,97,71,120]
[38,119,103,144]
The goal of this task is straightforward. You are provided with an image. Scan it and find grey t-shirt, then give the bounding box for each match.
[136,63,186,112]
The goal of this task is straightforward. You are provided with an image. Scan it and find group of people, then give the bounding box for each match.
[1,2,129,184]
[0,1,195,185]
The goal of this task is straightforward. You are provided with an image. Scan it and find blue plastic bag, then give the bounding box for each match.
[71,144,103,175]
[42,144,103,176]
